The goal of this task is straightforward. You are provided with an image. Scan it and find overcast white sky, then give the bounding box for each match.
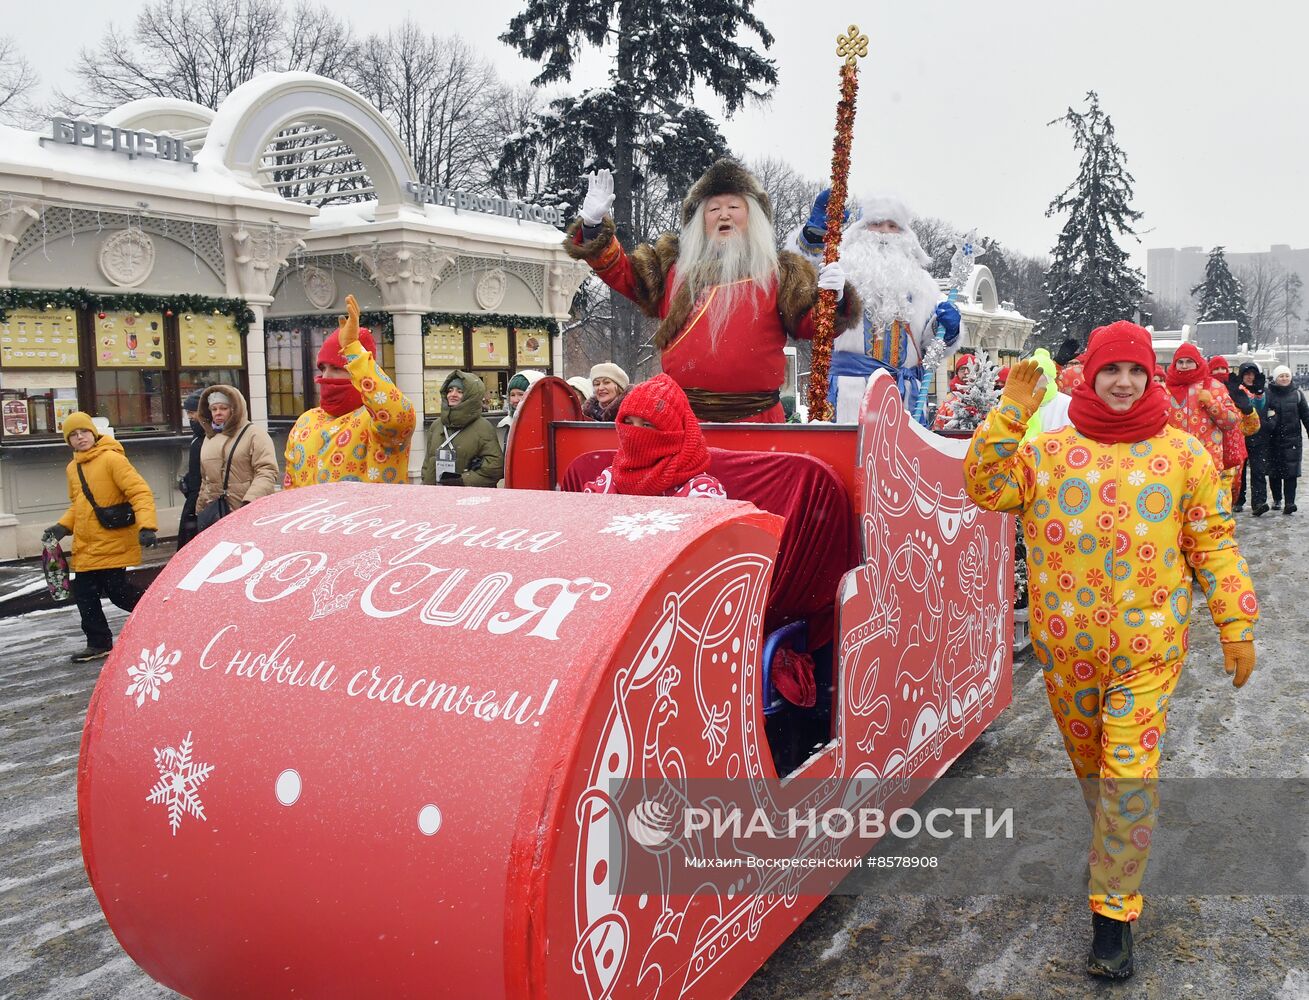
[7,0,1306,269]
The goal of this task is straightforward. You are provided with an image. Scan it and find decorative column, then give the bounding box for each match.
[360,243,453,483]
[244,301,270,428]
[390,309,426,482]
[223,223,305,432]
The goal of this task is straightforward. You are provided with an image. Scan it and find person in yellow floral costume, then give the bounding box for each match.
[283,294,417,488]
[964,321,1258,981]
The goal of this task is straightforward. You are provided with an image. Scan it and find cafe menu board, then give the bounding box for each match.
[471,326,510,368]
[0,308,80,368]
[95,311,166,368]
[180,313,243,367]
[515,328,551,367]
[424,324,466,367]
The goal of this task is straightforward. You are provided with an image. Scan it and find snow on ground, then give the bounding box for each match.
[1,503,1307,998]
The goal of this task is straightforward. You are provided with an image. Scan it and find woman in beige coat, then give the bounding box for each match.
[196,385,279,516]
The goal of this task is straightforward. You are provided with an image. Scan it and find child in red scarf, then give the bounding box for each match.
[1164,343,1241,500]
[582,375,727,498]
[965,321,1258,980]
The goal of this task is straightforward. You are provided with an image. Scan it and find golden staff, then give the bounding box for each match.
[808,24,868,422]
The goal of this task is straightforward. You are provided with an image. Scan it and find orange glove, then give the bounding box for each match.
[1197,388,1212,406]
[1222,640,1255,688]
[338,293,361,352]
[1000,359,1045,414]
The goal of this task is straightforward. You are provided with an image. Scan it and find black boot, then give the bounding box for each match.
[1087,912,1134,979]
[1253,503,1270,517]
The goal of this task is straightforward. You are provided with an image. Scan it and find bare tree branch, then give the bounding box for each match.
[0,36,41,127]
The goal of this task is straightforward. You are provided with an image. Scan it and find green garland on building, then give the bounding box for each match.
[264,311,561,343]
[423,312,560,336]
[0,288,255,333]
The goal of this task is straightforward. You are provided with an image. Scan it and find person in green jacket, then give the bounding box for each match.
[421,371,504,488]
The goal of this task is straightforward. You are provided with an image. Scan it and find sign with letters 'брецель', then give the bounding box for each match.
[40,118,197,171]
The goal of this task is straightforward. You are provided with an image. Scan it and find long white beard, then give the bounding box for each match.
[840,228,940,333]
[674,229,777,351]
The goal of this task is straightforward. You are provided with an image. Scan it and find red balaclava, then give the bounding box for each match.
[1208,354,1231,379]
[1066,321,1168,444]
[315,326,378,417]
[611,374,710,495]
[1165,342,1208,401]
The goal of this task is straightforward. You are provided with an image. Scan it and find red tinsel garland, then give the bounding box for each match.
[808,61,860,422]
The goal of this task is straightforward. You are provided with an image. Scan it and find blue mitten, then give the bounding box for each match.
[935,301,962,342]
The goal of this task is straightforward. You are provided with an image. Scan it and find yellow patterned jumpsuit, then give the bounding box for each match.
[283,343,416,488]
[965,395,1258,920]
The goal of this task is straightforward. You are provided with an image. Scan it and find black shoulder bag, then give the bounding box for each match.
[77,464,137,530]
[197,425,252,532]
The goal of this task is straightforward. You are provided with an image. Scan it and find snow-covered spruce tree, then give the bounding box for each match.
[497,0,778,376]
[1037,92,1146,349]
[1191,246,1252,343]
[946,351,1002,431]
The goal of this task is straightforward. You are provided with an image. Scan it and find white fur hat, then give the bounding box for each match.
[566,375,593,399]
[856,194,913,233]
[1273,365,1292,379]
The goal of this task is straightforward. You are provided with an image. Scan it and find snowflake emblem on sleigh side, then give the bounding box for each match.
[145,731,213,836]
[125,642,181,707]
[600,509,690,542]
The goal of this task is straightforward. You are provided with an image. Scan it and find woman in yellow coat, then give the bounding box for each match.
[283,294,417,487]
[964,322,1258,980]
[42,412,158,662]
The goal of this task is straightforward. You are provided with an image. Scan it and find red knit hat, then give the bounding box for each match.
[997,366,1011,386]
[611,375,710,495]
[317,326,378,369]
[1081,321,1157,382]
[1208,354,1230,374]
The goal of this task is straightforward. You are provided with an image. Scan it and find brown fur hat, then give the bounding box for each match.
[680,159,772,228]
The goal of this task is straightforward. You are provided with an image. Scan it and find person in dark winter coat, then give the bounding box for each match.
[421,371,504,488]
[1264,365,1309,514]
[1208,356,1260,512]
[176,390,204,549]
[1237,363,1270,514]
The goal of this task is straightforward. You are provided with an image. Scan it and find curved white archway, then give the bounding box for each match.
[966,264,999,313]
[201,72,418,219]
[101,97,215,134]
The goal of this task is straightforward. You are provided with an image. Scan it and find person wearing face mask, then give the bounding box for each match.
[1236,362,1270,514]
[581,374,726,498]
[581,362,630,422]
[1164,343,1242,504]
[566,161,861,423]
[42,412,159,663]
[1206,356,1260,512]
[1263,365,1309,514]
[284,294,417,487]
[964,322,1258,981]
[195,385,279,520]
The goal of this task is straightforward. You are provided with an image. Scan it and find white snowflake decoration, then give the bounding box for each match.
[125,643,181,708]
[146,731,213,836]
[600,509,690,542]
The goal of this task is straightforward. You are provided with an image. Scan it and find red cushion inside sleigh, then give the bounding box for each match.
[563,448,858,641]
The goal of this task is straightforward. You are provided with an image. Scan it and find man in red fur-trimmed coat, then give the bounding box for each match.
[565,160,862,423]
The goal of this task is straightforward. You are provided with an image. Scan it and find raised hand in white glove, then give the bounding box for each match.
[817,260,846,302]
[580,169,616,226]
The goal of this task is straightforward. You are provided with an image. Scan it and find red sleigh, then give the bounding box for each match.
[78,372,1012,998]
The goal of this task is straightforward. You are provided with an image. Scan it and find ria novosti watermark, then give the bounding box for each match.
[607,777,1309,897]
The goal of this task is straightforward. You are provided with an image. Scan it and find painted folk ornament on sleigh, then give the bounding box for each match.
[79,366,1013,998]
